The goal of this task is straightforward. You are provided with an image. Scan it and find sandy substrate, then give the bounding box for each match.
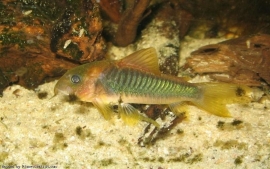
[0,79,270,169]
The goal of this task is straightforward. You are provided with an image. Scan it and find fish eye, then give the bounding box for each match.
[70,74,81,84]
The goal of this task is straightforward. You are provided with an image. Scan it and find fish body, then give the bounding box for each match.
[54,48,250,126]
[99,65,201,105]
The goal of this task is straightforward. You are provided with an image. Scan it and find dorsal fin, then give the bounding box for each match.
[116,47,161,75]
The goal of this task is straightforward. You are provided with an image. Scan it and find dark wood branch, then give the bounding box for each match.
[113,0,151,47]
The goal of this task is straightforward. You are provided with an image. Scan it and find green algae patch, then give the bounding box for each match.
[214,140,247,150]
[92,158,115,167]
[37,92,48,99]
[186,153,203,164]
[216,119,245,130]
[51,132,68,151]
[75,126,93,140]
[234,155,243,165]
[0,151,9,162]
[168,153,203,164]
[100,158,114,166]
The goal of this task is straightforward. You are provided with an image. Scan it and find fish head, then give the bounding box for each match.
[54,61,109,101]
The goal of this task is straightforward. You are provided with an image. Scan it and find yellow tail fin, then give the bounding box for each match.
[193,83,251,117]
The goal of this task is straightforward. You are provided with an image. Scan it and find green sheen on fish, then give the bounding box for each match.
[100,66,201,104]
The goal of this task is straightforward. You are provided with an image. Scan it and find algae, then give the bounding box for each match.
[37,92,48,99]
[214,140,247,150]
[234,155,243,165]
[216,119,244,130]
[0,152,8,162]
[52,132,68,151]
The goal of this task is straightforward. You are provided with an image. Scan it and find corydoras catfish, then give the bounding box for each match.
[54,48,250,127]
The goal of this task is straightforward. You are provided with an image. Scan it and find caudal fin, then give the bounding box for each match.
[193,83,251,117]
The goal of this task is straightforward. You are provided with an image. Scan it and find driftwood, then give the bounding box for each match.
[184,34,270,86]
[100,0,193,47]
[0,0,105,95]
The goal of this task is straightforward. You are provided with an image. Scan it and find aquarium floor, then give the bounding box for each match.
[0,80,269,168]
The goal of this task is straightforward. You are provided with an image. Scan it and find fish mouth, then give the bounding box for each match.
[54,87,70,96]
[54,87,78,102]
[54,87,77,100]
[54,81,75,96]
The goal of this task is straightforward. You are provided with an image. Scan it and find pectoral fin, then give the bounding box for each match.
[119,103,160,127]
[92,98,113,120]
